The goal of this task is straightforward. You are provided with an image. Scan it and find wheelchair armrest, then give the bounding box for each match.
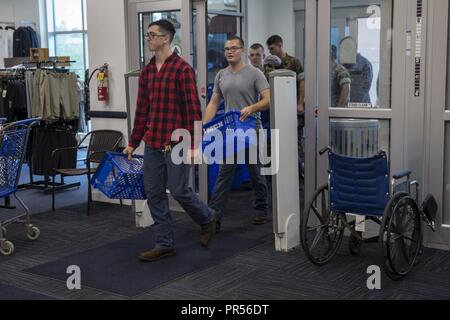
[393,170,412,180]
[319,146,330,156]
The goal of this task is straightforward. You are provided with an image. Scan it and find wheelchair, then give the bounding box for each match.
[300,147,437,280]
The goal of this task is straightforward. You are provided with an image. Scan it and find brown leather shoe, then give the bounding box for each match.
[253,216,268,225]
[200,211,217,248]
[139,247,176,262]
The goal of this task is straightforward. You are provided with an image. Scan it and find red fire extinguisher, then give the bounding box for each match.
[97,64,109,102]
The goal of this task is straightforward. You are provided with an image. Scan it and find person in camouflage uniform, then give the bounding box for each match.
[265,35,305,115]
[348,53,373,104]
[331,45,351,108]
[265,35,305,179]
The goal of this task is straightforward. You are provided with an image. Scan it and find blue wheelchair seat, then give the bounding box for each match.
[329,151,390,217]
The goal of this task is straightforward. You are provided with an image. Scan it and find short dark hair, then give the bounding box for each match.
[148,19,176,43]
[227,35,245,48]
[267,35,283,46]
[250,43,264,51]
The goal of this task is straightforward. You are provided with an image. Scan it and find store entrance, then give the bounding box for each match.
[126,0,209,213]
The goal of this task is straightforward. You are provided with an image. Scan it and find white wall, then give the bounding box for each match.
[246,0,296,56]
[87,0,130,205]
[87,0,129,135]
[0,0,41,36]
[0,0,14,21]
[246,0,269,50]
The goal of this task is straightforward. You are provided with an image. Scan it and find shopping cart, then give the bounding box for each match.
[0,118,41,256]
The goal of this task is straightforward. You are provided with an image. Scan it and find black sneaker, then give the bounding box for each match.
[216,220,221,232]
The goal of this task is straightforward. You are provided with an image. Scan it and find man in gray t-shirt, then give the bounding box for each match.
[212,64,269,128]
[204,36,270,230]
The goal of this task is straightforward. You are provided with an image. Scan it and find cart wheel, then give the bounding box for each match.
[27,226,40,241]
[301,184,345,266]
[349,232,362,256]
[380,193,421,280]
[0,240,14,256]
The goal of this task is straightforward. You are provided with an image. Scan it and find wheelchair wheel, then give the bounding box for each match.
[380,193,422,280]
[301,184,345,266]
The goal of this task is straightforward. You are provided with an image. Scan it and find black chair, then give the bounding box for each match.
[51,130,124,215]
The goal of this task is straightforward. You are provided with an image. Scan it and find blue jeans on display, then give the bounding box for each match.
[209,155,269,224]
[144,146,213,249]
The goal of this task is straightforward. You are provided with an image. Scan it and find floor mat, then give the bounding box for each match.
[0,283,56,300]
[24,227,263,297]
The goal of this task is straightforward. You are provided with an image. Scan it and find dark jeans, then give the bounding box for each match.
[209,147,269,223]
[144,146,213,248]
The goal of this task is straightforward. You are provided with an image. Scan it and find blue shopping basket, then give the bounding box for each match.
[91,152,147,200]
[203,111,257,161]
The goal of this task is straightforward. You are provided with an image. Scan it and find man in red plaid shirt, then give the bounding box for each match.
[124,20,216,262]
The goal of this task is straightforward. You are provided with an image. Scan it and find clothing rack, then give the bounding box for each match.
[0,64,81,195]
[23,60,76,69]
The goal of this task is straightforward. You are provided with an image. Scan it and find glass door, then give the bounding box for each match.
[304,0,418,236]
[427,0,450,249]
[127,0,209,204]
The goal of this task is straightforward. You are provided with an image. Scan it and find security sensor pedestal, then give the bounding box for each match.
[270,70,300,252]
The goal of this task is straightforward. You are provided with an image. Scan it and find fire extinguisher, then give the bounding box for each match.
[97,64,109,102]
[88,63,110,102]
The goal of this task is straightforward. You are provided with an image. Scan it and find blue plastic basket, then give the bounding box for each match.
[203,111,257,161]
[91,152,146,200]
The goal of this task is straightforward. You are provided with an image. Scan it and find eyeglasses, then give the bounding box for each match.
[224,46,243,52]
[144,32,166,40]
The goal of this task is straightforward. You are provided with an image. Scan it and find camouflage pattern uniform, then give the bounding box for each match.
[264,54,305,176]
[264,53,304,82]
[331,63,351,108]
[347,53,373,104]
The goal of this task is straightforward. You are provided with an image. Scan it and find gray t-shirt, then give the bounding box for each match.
[213,64,270,127]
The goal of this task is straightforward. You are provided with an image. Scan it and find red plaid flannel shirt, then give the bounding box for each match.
[129,53,202,150]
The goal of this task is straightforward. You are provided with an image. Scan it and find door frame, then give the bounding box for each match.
[126,0,209,204]
[425,0,450,250]
[304,0,433,240]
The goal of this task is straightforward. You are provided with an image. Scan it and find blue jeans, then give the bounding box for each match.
[144,146,213,248]
[209,161,268,223]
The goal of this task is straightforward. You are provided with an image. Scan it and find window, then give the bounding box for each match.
[46,0,88,79]
[207,0,243,86]
[208,0,240,13]
[330,0,393,109]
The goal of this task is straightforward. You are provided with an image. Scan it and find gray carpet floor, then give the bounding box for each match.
[1,173,450,300]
